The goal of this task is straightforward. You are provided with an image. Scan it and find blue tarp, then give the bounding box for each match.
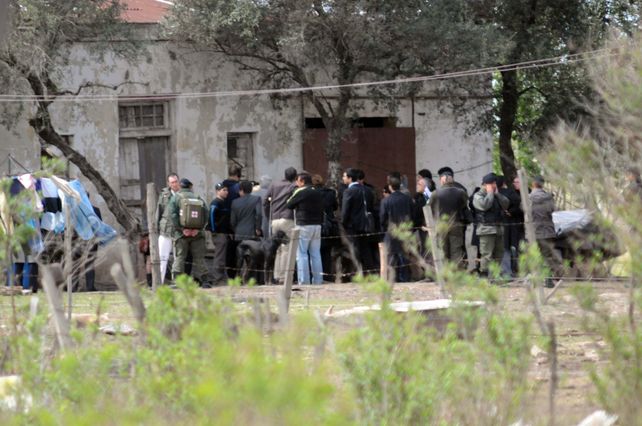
[59,180,117,244]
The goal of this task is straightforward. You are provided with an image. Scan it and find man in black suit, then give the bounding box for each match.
[341,168,377,275]
[231,181,262,278]
[380,176,414,282]
[231,181,262,241]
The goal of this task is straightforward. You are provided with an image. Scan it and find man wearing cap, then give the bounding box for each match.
[429,168,470,268]
[472,173,509,277]
[530,176,563,287]
[156,173,180,283]
[437,166,468,196]
[209,182,230,285]
[169,178,209,286]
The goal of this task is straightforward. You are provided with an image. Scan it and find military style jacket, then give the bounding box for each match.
[529,188,556,240]
[156,187,176,237]
[472,189,509,235]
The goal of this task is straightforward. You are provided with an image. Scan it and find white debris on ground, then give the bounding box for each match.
[576,410,618,426]
[324,299,485,318]
[99,323,137,336]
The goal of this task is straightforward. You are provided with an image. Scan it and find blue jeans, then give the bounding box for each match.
[296,225,323,284]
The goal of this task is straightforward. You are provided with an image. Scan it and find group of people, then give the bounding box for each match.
[155,163,563,286]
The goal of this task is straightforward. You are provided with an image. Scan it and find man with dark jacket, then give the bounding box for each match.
[380,176,414,282]
[530,176,563,287]
[231,180,263,242]
[437,166,468,195]
[263,167,297,282]
[341,168,377,275]
[472,173,510,277]
[429,169,469,268]
[313,174,339,281]
[169,178,209,286]
[209,183,230,285]
[286,172,324,284]
[231,180,263,281]
[221,164,242,210]
[413,175,430,258]
[498,175,524,277]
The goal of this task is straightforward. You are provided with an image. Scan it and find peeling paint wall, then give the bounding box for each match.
[0,37,491,229]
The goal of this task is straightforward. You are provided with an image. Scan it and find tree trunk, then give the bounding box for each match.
[29,109,139,236]
[325,122,350,187]
[320,89,352,188]
[498,69,519,181]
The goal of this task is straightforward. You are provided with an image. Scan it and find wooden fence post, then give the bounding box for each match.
[111,239,146,326]
[41,265,73,351]
[279,228,300,323]
[64,201,73,320]
[518,169,537,244]
[146,183,161,290]
[423,205,447,298]
[518,169,545,302]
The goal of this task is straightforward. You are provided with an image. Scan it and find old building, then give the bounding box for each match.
[1,0,492,231]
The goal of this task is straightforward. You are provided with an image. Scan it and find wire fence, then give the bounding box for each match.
[0,47,618,103]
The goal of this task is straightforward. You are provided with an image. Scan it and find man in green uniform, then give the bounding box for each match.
[472,173,509,277]
[169,178,210,286]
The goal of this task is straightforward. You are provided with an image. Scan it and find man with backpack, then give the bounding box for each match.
[169,178,210,286]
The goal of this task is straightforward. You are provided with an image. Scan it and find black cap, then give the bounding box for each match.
[438,167,454,177]
[215,182,225,190]
[481,173,497,184]
[179,178,192,188]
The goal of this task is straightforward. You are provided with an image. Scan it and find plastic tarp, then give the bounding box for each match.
[59,180,117,244]
[552,209,592,237]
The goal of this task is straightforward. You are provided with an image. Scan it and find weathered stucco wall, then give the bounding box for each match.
[60,42,303,212]
[1,37,491,229]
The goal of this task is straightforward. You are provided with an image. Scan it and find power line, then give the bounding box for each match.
[0,48,617,103]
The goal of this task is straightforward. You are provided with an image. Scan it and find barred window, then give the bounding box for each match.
[119,104,166,129]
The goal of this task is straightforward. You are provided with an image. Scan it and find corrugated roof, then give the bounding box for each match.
[121,0,170,24]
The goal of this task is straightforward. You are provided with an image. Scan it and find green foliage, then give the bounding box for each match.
[544,32,642,424]
[2,0,130,79]
[569,281,642,425]
[0,178,41,274]
[2,276,354,425]
[339,276,532,425]
[484,0,640,177]
[0,267,540,425]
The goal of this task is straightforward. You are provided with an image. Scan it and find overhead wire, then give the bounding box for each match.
[0,48,618,103]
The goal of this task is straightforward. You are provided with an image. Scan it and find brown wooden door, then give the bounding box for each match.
[138,137,168,200]
[303,128,416,192]
[119,136,168,226]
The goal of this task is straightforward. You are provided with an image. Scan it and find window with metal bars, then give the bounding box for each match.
[118,104,166,129]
